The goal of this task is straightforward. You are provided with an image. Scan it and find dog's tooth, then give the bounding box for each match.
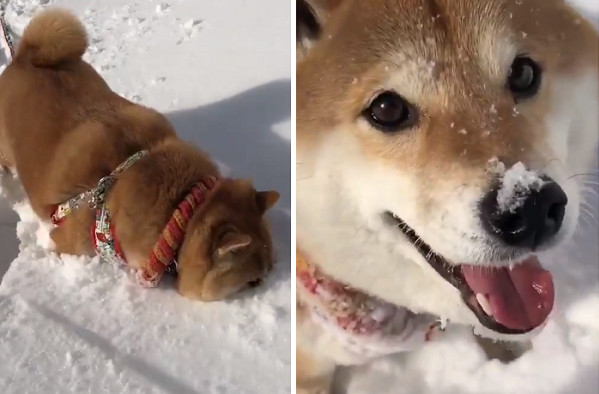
[476,293,493,316]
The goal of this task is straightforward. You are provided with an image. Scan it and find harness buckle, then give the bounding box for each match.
[165,259,179,275]
[90,175,116,208]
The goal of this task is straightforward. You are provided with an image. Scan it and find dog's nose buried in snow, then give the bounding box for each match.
[0,8,280,301]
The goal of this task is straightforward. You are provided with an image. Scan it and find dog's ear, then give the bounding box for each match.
[297,0,343,60]
[216,232,252,258]
[256,190,280,213]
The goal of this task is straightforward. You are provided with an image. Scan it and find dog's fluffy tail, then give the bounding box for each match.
[16,8,87,67]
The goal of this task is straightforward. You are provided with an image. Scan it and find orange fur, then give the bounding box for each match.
[296,0,598,391]
[0,8,280,301]
[16,8,88,67]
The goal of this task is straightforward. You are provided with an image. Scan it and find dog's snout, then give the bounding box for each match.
[480,179,568,249]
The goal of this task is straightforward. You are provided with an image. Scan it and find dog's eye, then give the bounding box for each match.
[508,56,542,101]
[248,279,262,288]
[363,91,416,132]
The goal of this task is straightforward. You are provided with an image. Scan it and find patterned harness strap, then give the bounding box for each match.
[52,150,149,225]
[51,150,220,287]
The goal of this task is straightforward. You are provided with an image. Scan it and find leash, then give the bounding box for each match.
[0,11,15,61]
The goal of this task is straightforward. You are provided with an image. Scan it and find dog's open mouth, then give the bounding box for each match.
[385,212,555,334]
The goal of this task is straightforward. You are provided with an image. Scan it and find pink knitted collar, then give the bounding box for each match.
[297,258,400,336]
[297,249,443,360]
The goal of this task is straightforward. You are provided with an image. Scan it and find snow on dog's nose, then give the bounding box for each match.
[480,162,568,249]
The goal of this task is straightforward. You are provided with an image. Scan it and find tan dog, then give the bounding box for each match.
[0,8,280,301]
[296,0,598,392]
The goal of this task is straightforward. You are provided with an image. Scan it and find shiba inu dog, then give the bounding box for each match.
[296,0,598,392]
[0,8,280,301]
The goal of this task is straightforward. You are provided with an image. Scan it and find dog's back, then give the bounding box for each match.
[0,9,115,164]
[0,9,175,216]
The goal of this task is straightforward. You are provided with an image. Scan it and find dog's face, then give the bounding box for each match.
[176,179,279,301]
[297,0,598,339]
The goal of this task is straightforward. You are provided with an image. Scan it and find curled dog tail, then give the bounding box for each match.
[16,8,87,67]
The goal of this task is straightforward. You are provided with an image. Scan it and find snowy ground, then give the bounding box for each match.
[339,2,599,394]
[0,0,290,393]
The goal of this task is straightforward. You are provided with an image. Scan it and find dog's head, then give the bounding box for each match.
[297,0,598,340]
[176,179,279,301]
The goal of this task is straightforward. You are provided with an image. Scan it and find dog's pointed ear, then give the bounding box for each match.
[216,232,252,258]
[256,190,280,213]
[297,0,344,60]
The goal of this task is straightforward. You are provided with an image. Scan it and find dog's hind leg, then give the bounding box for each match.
[0,114,9,170]
[0,150,11,170]
[49,208,95,256]
[0,107,14,170]
[0,137,13,174]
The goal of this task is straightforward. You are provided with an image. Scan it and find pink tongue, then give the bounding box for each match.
[461,256,554,331]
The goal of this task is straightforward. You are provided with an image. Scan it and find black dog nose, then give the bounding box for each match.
[480,179,568,249]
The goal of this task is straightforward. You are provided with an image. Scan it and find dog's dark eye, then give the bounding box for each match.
[248,279,262,288]
[508,56,542,101]
[363,91,416,132]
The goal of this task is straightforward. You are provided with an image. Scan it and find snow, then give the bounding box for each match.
[0,0,290,393]
[1,0,597,392]
[339,191,598,394]
[338,2,599,393]
[495,161,544,213]
[487,156,507,176]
